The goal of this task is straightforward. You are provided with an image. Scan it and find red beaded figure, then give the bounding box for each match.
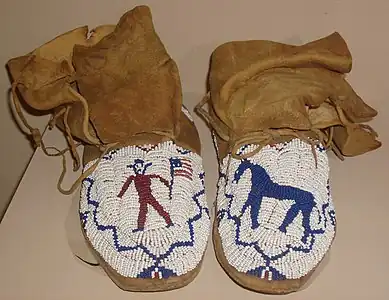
[117,159,173,231]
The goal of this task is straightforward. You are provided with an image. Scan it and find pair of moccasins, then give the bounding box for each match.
[7,5,381,295]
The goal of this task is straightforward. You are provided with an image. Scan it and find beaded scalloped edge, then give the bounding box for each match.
[215,138,336,280]
[79,139,211,279]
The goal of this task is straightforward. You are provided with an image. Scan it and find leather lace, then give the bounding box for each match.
[11,56,180,195]
[10,56,118,195]
[195,92,377,166]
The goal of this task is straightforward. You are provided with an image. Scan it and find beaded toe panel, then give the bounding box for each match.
[216,138,336,280]
[80,141,210,279]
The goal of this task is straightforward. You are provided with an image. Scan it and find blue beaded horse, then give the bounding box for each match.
[233,159,316,242]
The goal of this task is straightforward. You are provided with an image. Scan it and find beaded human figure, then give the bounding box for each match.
[117,159,173,231]
[234,159,315,242]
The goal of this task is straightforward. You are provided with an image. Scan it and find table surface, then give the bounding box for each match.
[0,91,388,300]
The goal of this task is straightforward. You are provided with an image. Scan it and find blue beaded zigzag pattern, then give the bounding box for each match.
[80,145,209,279]
[217,142,335,280]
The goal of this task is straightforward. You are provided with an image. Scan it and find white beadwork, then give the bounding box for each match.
[216,139,335,280]
[80,141,210,279]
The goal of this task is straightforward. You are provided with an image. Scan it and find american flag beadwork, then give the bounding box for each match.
[170,158,193,180]
[79,140,210,280]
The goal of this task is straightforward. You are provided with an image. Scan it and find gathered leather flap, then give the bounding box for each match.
[7,25,115,143]
[7,27,88,110]
[72,6,182,145]
[208,32,381,157]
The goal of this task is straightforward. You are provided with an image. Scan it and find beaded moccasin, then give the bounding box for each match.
[8,6,210,292]
[196,32,381,294]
